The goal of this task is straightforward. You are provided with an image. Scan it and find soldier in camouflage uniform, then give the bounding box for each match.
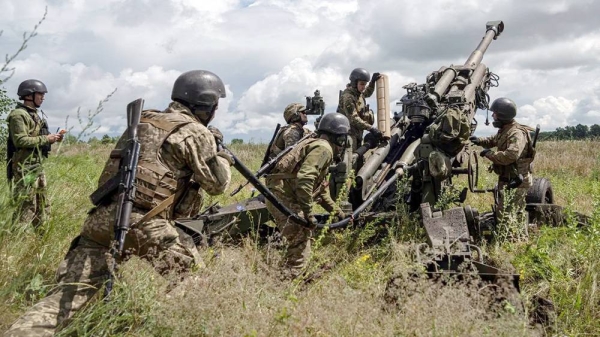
[6,79,64,228]
[265,113,350,275]
[329,69,383,202]
[5,70,232,337]
[268,103,312,159]
[338,68,382,151]
[470,97,535,225]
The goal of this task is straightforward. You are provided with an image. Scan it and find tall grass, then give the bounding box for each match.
[0,141,598,336]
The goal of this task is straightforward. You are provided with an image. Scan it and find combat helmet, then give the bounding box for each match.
[283,103,306,123]
[349,68,370,86]
[490,97,517,122]
[318,113,350,146]
[171,70,226,108]
[17,79,48,99]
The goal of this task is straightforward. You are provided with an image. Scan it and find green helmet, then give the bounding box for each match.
[490,97,517,122]
[283,103,306,123]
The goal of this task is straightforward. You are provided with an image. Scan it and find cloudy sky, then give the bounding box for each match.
[1,0,599,141]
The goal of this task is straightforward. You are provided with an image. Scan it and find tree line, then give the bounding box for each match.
[538,124,600,141]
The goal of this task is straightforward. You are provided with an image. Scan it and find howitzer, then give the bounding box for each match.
[104,98,143,298]
[230,132,314,196]
[344,20,505,215]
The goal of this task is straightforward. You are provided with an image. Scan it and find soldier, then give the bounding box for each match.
[4,70,233,336]
[470,97,535,227]
[338,68,382,151]
[265,113,350,276]
[268,102,312,158]
[6,79,64,228]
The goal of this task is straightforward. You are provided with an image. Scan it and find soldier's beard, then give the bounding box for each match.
[492,120,504,128]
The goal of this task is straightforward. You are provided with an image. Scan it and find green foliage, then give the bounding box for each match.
[231,138,244,145]
[0,141,599,336]
[0,88,17,162]
[541,123,600,140]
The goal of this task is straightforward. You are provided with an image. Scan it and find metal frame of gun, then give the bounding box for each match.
[219,141,310,228]
[230,132,314,197]
[104,98,143,299]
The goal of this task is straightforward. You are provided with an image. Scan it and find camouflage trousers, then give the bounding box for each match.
[265,190,312,271]
[496,181,528,233]
[11,164,49,229]
[4,204,201,337]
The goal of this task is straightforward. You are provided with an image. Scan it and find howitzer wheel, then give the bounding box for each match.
[526,177,553,204]
[467,150,479,192]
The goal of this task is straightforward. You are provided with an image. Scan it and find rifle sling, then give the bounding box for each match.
[132,194,175,227]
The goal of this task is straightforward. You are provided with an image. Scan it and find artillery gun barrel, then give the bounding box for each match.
[431,21,504,103]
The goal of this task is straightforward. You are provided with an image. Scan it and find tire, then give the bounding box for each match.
[526,177,554,204]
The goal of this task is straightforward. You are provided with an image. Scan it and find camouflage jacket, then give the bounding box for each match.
[269,123,311,158]
[339,86,375,139]
[269,138,339,215]
[479,121,534,187]
[95,101,232,219]
[6,102,50,167]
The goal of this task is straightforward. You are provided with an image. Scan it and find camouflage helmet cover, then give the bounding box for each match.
[171,70,226,107]
[283,103,306,123]
[317,113,350,135]
[349,68,370,85]
[17,79,48,98]
[490,97,517,122]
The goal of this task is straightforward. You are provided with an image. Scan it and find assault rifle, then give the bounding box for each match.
[230,132,314,196]
[104,98,143,298]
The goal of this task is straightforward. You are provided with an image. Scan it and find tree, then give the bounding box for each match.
[231,138,243,145]
[590,124,600,138]
[101,134,113,144]
[573,124,588,139]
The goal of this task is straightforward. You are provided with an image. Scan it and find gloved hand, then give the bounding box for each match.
[305,213,318,229]
[369,127,382,138]
[208,125,224,144]
[333,210,346,222]
[469,136,481,145]
[370,72,381,84]
[479,148,492,158]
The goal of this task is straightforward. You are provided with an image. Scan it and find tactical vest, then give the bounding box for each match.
[7,107,46,170]
[97,110,196,213]
[269,138,332,196]
[492,124,535,179]
[269,124,308,157]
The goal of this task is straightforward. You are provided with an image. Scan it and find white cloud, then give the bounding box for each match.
[1,0,600,142]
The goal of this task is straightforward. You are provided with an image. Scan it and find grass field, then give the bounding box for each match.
[0,140,598,336]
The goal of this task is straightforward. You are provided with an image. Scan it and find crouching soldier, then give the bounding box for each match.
[4,70,233,336]
[265,113,350,276]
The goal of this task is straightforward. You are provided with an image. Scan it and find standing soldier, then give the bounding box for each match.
[338,68,382,151]
[7,79,64,228]
[5,70,233,336]
[268,103,312,159]
[265,113,349,276]
[470,97,535,229]
[329,68,382,202]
